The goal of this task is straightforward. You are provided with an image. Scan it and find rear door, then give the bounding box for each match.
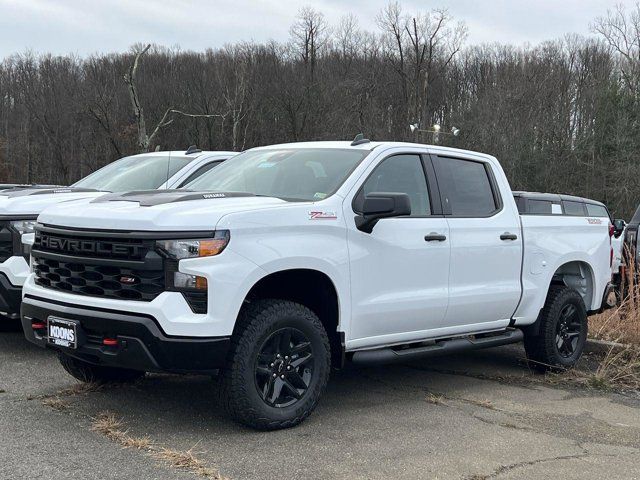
[431,154,522,330]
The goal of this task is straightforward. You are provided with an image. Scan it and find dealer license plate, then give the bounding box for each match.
[47,316,77,349]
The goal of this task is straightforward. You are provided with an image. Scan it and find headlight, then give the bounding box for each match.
[10,219,37,235]
[158,230,230,259]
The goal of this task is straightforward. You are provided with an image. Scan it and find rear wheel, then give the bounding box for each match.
[524,286,588,371]
[221,299,331,430]
[58,353,145,383]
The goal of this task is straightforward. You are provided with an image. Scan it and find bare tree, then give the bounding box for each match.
[592,3,640,93]
[377,2,466,131]
[124,44,226,152]
[289,6,329,79]
[2,4,640,219]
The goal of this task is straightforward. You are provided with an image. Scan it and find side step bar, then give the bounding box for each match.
[351,329,524,366]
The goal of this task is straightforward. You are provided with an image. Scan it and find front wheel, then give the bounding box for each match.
[221,299,331,430]
[524,286,588,371]
[58,353,145,383]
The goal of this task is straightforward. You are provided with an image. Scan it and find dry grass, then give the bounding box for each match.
[91,411,127,440]
[121,435,152,450]
[91,411,225,478]
[463,398,497,410]
[57,382,103,397]
[33,381,103,402]
[152,447,222,478]
[425,392,448,406]
[590,249,640,344]
[581,254,640,391]
[590,306,640,345]
[41,396,71,411]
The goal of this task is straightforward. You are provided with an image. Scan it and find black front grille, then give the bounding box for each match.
[33,229,165,302]
[0,224,14,262]
[33,257,165,301]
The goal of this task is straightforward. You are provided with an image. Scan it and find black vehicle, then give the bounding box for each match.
[620,206,640,289]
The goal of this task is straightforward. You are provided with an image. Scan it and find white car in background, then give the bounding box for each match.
[0,147,234,324]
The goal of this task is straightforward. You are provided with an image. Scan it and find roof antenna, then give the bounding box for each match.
[351,133,370,146]
[186,145,202,154]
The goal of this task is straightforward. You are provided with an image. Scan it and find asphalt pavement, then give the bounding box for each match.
[1,330,639,480]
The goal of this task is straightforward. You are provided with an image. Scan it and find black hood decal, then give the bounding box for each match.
[0,186,101,198]
[0,184,60,191]
[90,189,256,207]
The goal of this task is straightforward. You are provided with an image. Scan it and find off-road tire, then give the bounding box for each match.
[58,353,145,383]
[221,299,331,430]
[524,285,588,372]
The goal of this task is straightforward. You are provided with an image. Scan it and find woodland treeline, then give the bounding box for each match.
[2,3,640,217]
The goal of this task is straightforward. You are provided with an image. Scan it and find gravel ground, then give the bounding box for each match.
[1,330,639,480]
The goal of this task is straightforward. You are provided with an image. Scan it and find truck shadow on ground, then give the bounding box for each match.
[59,344,543,434]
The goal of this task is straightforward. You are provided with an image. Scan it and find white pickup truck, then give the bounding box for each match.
[22,140,613,430]
[0,148,232,324]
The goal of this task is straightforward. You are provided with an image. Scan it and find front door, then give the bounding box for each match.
[345,153,451,349]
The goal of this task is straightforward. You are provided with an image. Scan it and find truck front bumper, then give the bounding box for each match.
[21,295,231,374]
[0,256,30,318]
[0,273,22,319]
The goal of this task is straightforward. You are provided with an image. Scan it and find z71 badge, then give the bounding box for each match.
[309,211,337,220]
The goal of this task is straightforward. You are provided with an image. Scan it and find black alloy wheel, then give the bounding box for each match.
[555,303,582,358]
[255,327,314,408]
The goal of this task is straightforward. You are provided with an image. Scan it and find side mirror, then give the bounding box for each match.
[614,218,626,238]
[355,192,411,233]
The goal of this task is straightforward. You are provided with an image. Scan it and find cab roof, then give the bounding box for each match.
[130,150,235,160]
[249,141,494,159]
[512,191,607,208]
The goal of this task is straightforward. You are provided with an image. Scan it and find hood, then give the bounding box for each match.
[38,190,291,231]
[0,187,107,218]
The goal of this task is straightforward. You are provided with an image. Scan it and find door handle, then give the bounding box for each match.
[500,232,518,241]
[425,233,447,242]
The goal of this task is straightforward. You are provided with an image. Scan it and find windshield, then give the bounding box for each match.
[185,148,368,201]
[73,155,192,192]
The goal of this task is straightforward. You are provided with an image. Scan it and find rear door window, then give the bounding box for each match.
[525,200,562,215]
[563,201,586,216]
[585,204,610,218]
[432,157,498,217]
[528,200,552,214]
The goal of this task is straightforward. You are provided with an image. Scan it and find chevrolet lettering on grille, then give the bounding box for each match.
[39,235,140,257]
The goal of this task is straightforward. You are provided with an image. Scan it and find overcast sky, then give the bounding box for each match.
[0,0,636,58]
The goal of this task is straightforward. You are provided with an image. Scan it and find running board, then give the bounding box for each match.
[351,329,524,366]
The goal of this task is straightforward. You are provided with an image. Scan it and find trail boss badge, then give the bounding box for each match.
[309,211,338,220]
